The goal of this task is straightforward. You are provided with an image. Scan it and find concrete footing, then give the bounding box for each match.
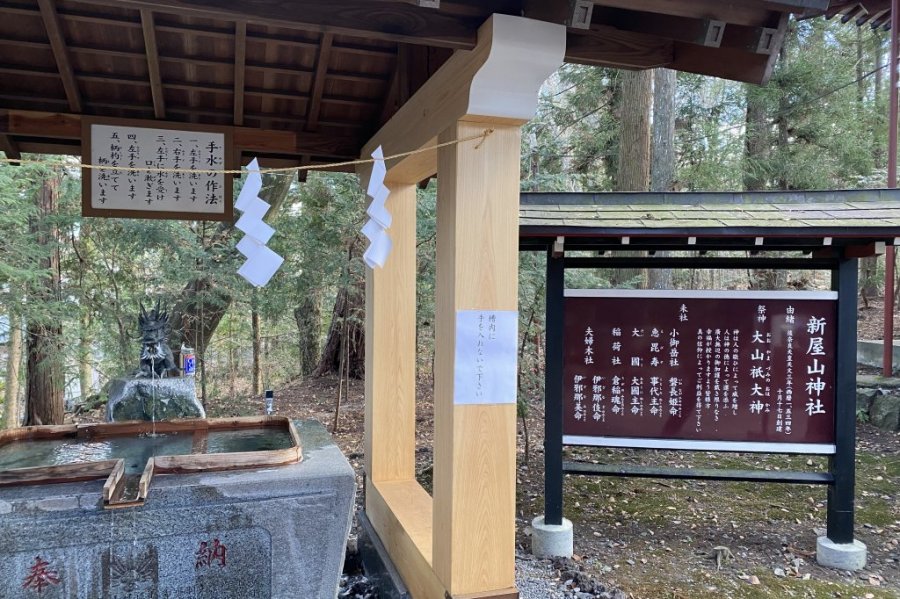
[816,536,867,571]
[531,516,574,558]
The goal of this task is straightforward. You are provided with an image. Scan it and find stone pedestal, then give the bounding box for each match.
[530,516,574,559]
[106,376,205,422]
[816,536,867,571]
[0,420,354,599]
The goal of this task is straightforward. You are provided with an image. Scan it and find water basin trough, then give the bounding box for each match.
[0,417,355,598]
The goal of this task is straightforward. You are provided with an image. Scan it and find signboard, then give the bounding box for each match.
[563,290,837,453]
[82,118,234,221]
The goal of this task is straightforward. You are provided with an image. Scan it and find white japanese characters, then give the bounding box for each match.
[564,291,836,445]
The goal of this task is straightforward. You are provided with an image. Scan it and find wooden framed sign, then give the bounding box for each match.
[562,290,838,454]
[82,118,234,221]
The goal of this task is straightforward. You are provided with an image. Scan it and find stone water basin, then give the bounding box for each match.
[0,418,355,598]
[0,417,301,508]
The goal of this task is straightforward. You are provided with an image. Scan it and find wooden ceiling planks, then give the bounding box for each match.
[0,0,822,163]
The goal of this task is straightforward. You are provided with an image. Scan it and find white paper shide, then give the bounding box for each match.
[361,146,392,269]
[234,159,284,287]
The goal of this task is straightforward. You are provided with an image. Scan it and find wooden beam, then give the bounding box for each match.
[0,134,21,162]
[140,9,166,119]
[845,241,887,258]
[306,33,334,132]
[591,7,726,47]
[432,120,520,596]
[361,15,563,597]
[590,0,774,27]
[363,15,564,183]
[36,0,82,112]
[107,0,483,49]
[366,480,445,598]
[233,21,247,126]
[0,109,362,158]
[566,26,674,69]
[671,12,788,84]
[365,182,417,484]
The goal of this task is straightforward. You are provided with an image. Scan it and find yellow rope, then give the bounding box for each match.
[0,129,494,176]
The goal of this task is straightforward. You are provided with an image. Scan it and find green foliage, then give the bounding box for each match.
[0,16,889,417]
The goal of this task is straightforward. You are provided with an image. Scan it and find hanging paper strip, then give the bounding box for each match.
[361,146,393,269]
[234,158,284,287]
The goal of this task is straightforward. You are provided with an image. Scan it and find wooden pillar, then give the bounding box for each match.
[365,182,418,484]
[432,121,520,595]
[360,14,564,598]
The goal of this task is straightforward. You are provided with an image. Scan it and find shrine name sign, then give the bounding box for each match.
[563,290,837,454]
[82,118,234,221]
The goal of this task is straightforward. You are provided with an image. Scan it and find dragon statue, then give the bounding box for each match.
[135,300,177,379]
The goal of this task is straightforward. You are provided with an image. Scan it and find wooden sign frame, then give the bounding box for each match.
[81,117,234,221]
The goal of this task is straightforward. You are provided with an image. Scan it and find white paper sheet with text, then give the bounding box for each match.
[453,310,519,405]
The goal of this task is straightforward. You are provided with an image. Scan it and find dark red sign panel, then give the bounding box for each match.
[563,291,837,451]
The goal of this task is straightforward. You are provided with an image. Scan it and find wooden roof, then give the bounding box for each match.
[519,189,900,252]
[0,0,825,168]
[816,1,893,29]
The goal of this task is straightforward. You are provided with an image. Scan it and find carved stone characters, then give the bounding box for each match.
[135,300,177,379]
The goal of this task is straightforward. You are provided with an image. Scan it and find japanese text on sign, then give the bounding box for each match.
[86,122,230,219]
[453,310,518,405]
[563,290,837,451]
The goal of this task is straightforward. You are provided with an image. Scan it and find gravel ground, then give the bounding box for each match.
[516,553,627,599]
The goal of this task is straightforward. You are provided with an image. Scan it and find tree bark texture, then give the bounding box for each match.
[314,280,365,379]
[4,312,22,428]
[79,311,94,400]
[744,85,769,192]
[648,68,677,290]
[25,176,64,426]
[617,70,652,192]
[651,68,677,194]
[612,69,652,288]
[251,304,262,396]
[294,291,321,377]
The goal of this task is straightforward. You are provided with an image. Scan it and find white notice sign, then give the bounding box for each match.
[84,121,232,221]
[453,310,518,405]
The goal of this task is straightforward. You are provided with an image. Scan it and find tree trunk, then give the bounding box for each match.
[314,280,365,379]
[648,68,676,290]
[861,29,881,301]
[651,68,677,193]
[612,69,652,288]
[251,304,262,396]
[25,176,64,426]
[294,291,321,377]
[617,70,652,191]
[79,311,94,400]
[744,85,769,192]
[4,311,22,428]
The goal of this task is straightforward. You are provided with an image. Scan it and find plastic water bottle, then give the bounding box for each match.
[265,389,274,415]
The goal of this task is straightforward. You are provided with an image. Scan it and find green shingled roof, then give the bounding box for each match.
[520,190,900,233]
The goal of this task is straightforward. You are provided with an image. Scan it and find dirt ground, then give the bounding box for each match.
[857,296,900,342]
[201,368,900,599]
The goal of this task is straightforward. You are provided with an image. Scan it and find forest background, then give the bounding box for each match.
[0,17,893,427]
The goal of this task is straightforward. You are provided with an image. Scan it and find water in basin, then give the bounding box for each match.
[0,428,294,475]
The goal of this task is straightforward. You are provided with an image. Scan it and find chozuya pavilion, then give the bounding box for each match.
[0,1,846,597]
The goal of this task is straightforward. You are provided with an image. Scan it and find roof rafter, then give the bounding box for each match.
[140,9,166,119]
[36,0,82,112]
[306,33,334,132]
[233,20,246,126]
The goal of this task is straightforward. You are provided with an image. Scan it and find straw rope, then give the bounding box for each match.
[0,128,494,175]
